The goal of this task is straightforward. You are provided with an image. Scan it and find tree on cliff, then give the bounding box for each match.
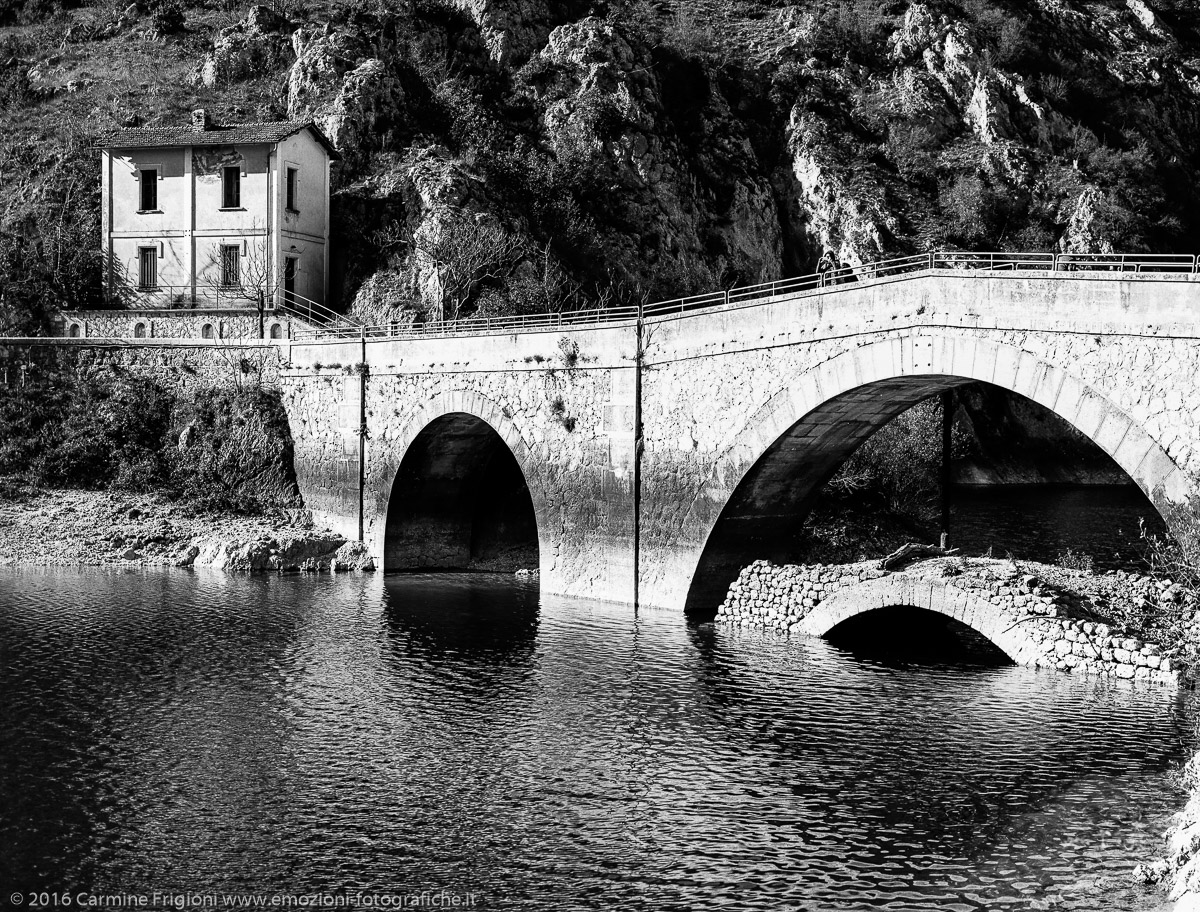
[404,211,526,322]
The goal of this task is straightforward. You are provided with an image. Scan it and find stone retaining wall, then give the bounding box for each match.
[0,339,283,391]
[717,558,1178,684]
[57,308,296,341]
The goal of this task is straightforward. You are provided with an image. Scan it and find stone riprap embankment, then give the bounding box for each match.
[717,557,1179,684]
[0,490,374,572]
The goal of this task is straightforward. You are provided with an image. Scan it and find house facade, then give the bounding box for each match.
[96,110,338,334]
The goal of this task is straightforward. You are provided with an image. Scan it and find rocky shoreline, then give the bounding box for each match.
[1139,752,1200,911]
[0,489,374,573]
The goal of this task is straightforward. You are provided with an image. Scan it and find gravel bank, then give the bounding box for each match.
[0,489,374,572]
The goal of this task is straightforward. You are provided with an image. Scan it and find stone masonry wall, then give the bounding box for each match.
[276,270,1200,610]
[57,308,297,341]
[639,271,1200,610]
[0,339,282,391]
[717,558,1179,684]
[280,325,640,601]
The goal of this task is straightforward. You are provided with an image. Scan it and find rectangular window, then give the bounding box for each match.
[138,247,158,290]
[222,166,241,209]
[286,167,298,211]
[220,245,240,287]
[139,169,158,211]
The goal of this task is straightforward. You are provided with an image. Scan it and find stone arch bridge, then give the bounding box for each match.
[280,265,1200,620]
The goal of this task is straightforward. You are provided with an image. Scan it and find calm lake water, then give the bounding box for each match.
[0,562,1191,911]
[949,485,1166,572]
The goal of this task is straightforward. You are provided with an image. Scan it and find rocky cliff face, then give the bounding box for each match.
[5,0,1200,324]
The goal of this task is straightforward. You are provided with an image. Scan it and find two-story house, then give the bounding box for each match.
[89,109,338,338]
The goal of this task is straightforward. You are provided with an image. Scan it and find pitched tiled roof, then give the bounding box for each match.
[98,121,340,159]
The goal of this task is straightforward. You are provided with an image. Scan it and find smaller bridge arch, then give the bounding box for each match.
[799,578,1045,666]
[373,390,551,576]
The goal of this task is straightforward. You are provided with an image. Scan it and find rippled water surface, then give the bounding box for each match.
[0,568,1192,910]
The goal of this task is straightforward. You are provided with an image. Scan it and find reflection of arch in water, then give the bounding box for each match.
[382,411,540,574]
[380,575,540,667]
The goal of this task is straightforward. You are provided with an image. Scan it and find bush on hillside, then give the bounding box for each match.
[0,358,299,512]
[170,387,301,512]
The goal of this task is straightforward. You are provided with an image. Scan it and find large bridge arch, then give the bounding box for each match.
[370,390,553,576]
[644,333,1196,613]
[799,577,1044,665]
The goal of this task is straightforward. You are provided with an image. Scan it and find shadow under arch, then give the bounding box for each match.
[383,411,540,573]
[675,336,1193,615]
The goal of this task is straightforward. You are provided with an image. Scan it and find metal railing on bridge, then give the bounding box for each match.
[291,250,1200,342]
[104,285,359,336]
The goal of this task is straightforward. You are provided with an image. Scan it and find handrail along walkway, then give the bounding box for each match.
[291,251,1200,342]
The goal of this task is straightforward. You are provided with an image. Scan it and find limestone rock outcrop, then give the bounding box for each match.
[531,17,783,293]
[195,5,296,89]
[1059,186,1118,255]
[784,111,894,268]
[186,532,373,572]
[287,27,403,167]
[449,0,553,65]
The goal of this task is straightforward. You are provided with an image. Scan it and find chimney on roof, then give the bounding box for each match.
[192,109,210,131]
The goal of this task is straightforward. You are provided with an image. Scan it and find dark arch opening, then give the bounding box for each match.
[384,412,539,573]
[824,605,1012,666]
[685,378,1165,617]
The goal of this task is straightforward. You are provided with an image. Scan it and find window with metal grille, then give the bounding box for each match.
[139,169,157,211]
[220,245,240,287]
[286,167,298,211]
[222,166,241,208]
[138,247,158,290]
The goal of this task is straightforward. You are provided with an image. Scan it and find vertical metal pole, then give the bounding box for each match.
[633,301,644,610]
[940,389,953,543]
[358,324,367,543]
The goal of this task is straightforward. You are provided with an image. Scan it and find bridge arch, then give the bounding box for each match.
[799,578,1043,665]
[665,334,1194,613]
[375,390,551,575]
